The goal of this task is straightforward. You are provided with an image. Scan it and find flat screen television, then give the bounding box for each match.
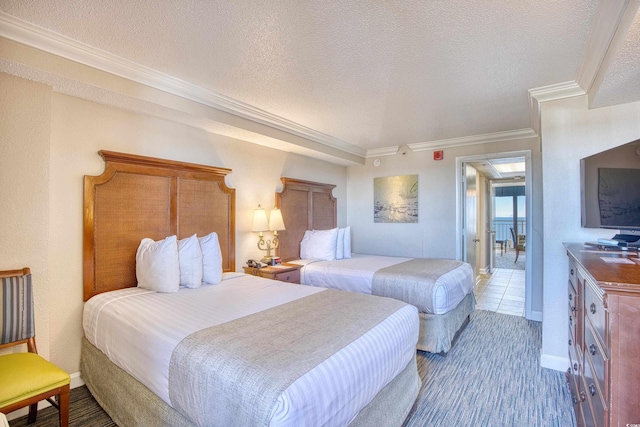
[581,141,640,245]
[597,168,640,230]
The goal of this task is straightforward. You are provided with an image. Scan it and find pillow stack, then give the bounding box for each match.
[300,226,351,261]
[135,232,223,293]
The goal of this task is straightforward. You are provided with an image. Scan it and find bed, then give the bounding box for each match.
[275,178,476,354]
[81,151,421,427]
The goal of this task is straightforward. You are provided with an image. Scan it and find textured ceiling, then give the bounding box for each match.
[1,0,638,157]
[590,7,640,108]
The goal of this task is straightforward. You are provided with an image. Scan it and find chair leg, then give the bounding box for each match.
[59,385,70,427]
[27,402,38,424]
[514,248,519,263]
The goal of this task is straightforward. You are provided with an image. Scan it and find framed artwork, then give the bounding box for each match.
[374,175,418,223]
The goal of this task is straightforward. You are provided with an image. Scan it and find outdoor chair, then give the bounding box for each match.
[510,227,526,263]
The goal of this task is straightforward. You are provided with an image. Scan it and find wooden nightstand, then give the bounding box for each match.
[242,263,302,284]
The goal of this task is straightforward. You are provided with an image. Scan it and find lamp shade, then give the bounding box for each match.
[252,205,269,232]
[269,208,286,231]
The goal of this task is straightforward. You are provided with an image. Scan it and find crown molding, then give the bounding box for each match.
[0,12,365,158]
[365,146,400,158]
[406,128,538,152]
[527,81,586,134]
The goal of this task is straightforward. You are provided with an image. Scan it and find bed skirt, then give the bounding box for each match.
[417,292,476,354]
[80,337,419,427]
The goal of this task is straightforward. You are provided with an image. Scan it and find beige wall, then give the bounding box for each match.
[0,73,52,358]
[540,95,640,370]
[346,137,544,318]
[2,72,347,376]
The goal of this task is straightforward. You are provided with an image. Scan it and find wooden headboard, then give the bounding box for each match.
[275,178,337,261]
[83,150,235,301]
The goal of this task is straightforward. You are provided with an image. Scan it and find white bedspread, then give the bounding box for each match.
[83,272,419,427]
[290,254,474,314]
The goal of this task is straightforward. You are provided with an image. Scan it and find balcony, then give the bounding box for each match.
[493,218,525,247]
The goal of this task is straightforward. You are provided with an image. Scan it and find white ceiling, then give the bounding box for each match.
[1,1,639,163]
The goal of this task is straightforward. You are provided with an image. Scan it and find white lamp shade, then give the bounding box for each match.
[252,206,269,232]
[269,208,286,231]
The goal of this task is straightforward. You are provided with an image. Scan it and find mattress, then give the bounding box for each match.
[83,272,419,427]
[290,254,474,314]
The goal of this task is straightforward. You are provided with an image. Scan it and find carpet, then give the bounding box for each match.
[403,310,575,427]
[494,248,525,270]
[9,311,575,427]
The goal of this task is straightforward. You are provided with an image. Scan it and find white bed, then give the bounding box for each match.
[83,272,419,427]
[81,152,421,427]
[291,254,474,315]
[275,178,476,354]
[289,254,475,354]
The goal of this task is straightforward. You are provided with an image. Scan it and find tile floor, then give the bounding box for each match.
[475,268,525,316]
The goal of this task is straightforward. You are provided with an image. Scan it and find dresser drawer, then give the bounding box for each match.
[569,330,580,376]
[583,359,606,427]
[568,259,577,288]
[569,283,578,342]
[568,280,577,316]
[583,279,606,346]
[567,370,593,427]
[579,379,595,427]
[584,323,607,403]
[567,369,585,427]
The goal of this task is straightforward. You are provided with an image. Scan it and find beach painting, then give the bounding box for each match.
[374,175,418,223]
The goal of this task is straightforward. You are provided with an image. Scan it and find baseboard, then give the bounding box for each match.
[71,371,85,388]
[527,310,542,322]
[6,372,84,421]
[540,351,569,372]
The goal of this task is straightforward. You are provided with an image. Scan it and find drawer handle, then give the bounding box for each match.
[589,384,596,396]
[573,362,578,372]
[570,268,574,276]
[572,393,578,404]
[569,315,572,325]
[568,339,572,346]
[589,344,596,356]
[580,391,586,402]
[285,275,290,281]
[569,293,573,301]
[570,305,576,313]
[590,303,596,314]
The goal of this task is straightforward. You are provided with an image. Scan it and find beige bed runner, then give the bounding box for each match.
[168,289,409,427]
[372,258,463,313]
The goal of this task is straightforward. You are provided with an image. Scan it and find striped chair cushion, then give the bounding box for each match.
[0,274,34,345]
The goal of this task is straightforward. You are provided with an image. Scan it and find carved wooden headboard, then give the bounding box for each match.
[275,177,337,261]
[83,150,235,301]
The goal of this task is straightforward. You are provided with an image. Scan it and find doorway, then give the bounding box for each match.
[457,152,532,319]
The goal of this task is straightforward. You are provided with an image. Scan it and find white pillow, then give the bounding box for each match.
[342,226,352,259]
[136,235,180,293]
[300,228,339,260]
[299,230,313,259]
[336,228,345,259]
[199,232,223,285]
[178,234,203,288]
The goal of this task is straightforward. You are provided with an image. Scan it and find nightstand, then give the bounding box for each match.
[242,263,302,284]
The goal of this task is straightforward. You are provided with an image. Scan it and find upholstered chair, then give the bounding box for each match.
[0,268,70,426]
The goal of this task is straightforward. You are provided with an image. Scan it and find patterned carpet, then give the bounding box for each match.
[9,311,574,427]
[403,310,575,427]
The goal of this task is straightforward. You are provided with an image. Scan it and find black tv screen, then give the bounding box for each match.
[598,168,640,230]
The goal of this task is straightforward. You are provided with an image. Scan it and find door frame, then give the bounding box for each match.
[455,150,534,319]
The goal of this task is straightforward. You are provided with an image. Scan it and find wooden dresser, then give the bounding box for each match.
[565,243,640,427]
